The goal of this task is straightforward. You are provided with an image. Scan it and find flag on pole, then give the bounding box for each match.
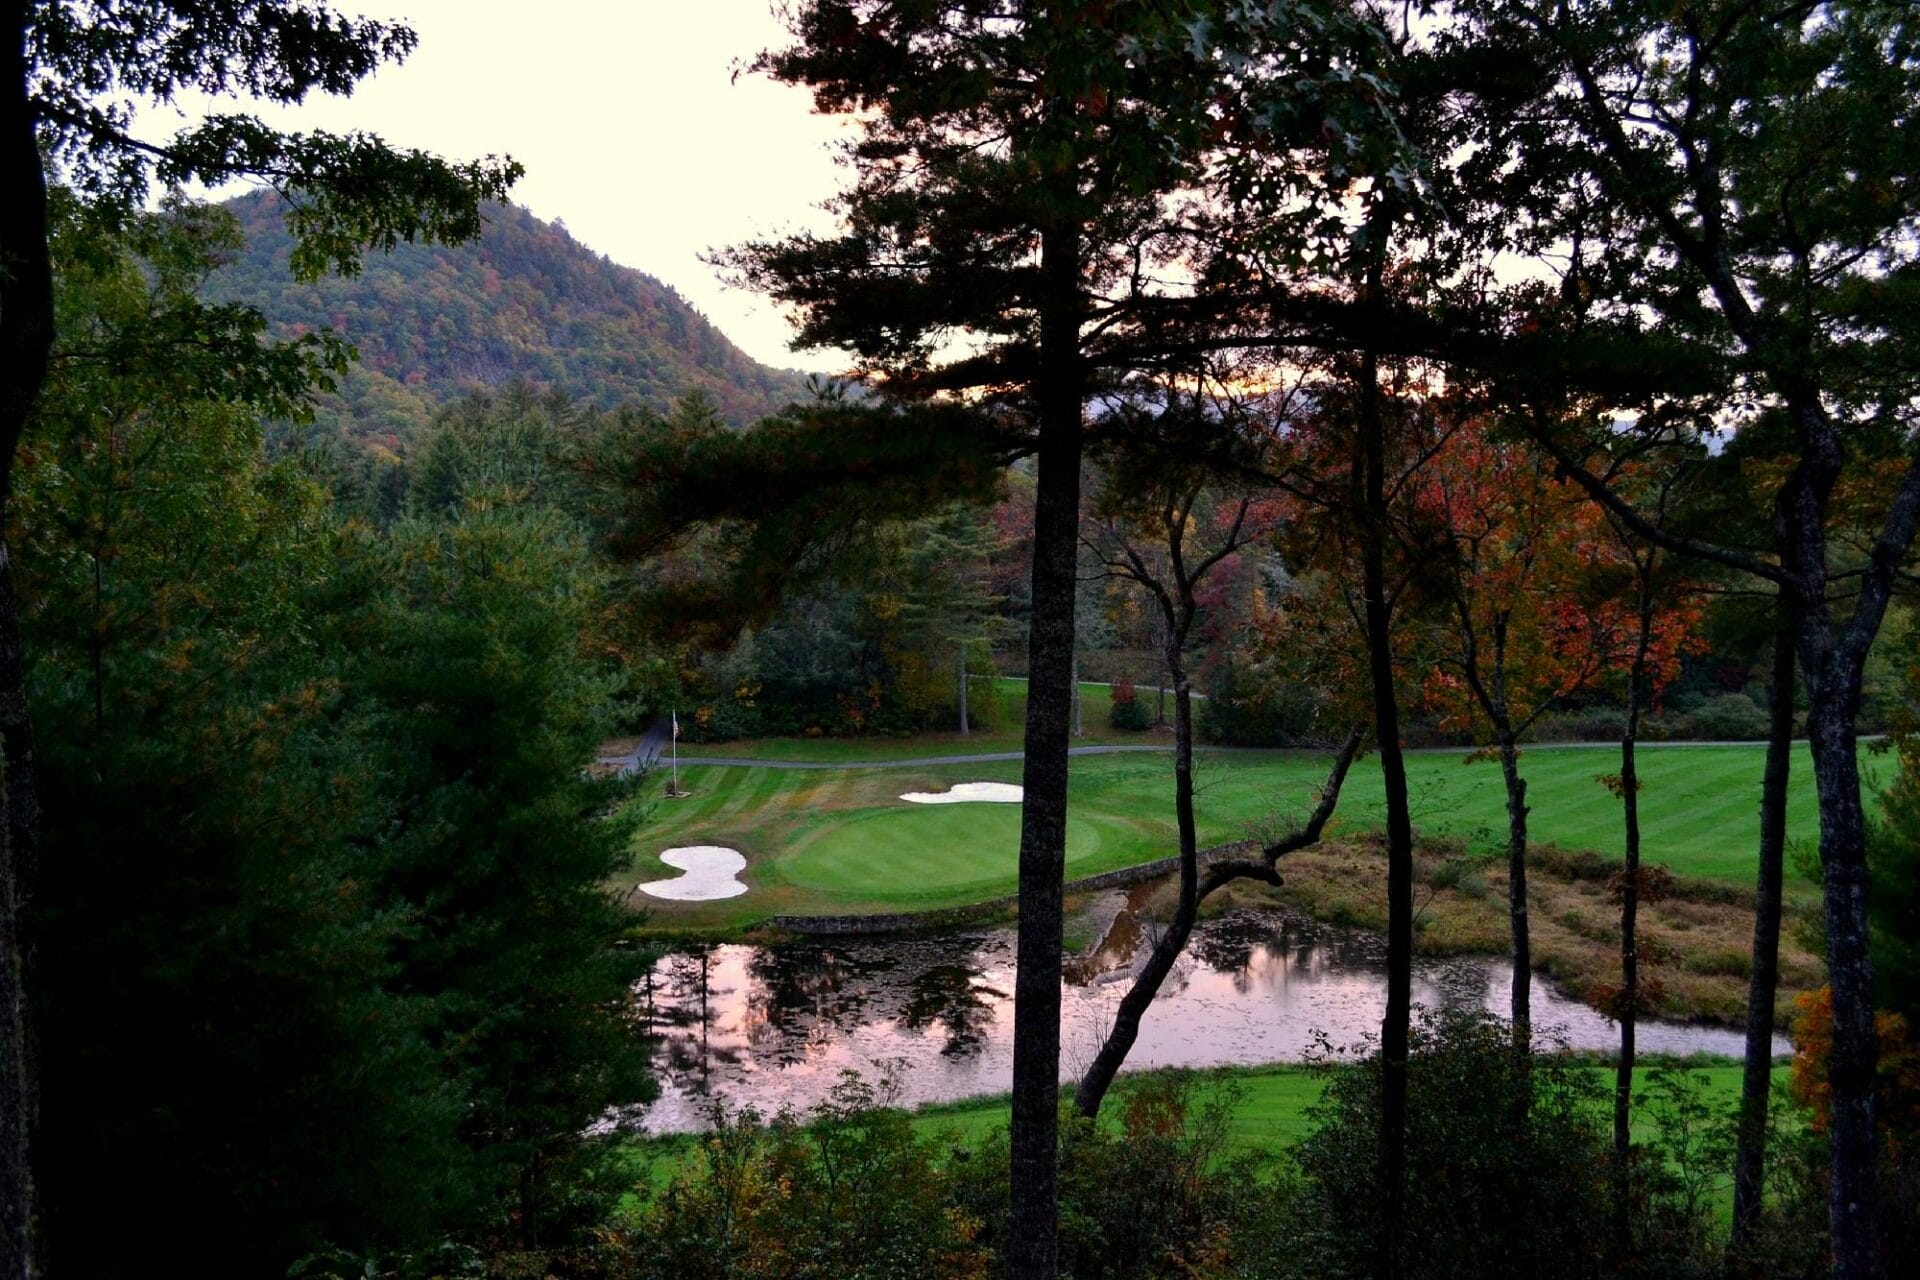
[671,711,680,740]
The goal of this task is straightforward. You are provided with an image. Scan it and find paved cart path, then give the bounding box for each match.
[596,725,1816,777]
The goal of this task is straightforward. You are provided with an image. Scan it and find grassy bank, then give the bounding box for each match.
[1196,836,1826,1027]
[626,1059,1786,1195]
[905,1063,1329,1154]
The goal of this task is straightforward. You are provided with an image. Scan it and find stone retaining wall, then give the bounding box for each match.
[766,839,1260,936]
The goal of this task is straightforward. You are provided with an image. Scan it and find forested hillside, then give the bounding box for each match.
[212,192,803,447]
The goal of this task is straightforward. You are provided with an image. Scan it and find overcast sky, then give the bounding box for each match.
[170,1,847,369]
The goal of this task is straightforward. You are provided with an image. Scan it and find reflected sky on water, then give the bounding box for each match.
[632,903,1784,1133]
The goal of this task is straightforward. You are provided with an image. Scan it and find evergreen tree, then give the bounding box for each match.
[2,9,519,1270]
[404,383,584,521]
[13,190,652,1276]
[352,503,653,1253]
[726,7,1396,1268]
[884,504,1009,733]
[16,196,449,1274]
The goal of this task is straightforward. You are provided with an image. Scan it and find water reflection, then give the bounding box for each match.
[634,903,1783,1133]
[899,963,1007,1057]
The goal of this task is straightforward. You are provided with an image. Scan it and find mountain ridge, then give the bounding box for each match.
[211,192,804,448]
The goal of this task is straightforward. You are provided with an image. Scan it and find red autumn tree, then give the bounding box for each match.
[1410,420,1703,1050]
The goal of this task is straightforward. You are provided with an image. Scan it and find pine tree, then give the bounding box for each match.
[2,9,518,1271]
[726,7,1396,1268]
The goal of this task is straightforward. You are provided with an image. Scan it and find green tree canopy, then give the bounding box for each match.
[3,11,520,1272]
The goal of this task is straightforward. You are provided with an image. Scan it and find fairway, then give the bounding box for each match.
[1278,741,1883,882]
[621,740,1879,923]
[782,803,1114,900]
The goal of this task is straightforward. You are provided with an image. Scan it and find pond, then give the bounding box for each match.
[633,894,1784,1133]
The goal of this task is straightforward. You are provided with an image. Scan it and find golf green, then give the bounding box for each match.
[622,742,1880,921]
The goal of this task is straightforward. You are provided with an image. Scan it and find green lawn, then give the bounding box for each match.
[626,1061,1782,1194]
[906,1061,1767,1154]
[621,741,1876,925]
[905,1061,1781,1227]
[905,1064,1328,1153]
[1245,741,1882,883]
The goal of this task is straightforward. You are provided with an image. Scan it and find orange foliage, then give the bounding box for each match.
[1404,418,1707,735]
[1791,987,1920,1149]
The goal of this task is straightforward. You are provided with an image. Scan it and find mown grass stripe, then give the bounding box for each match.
[619,743,1878,921]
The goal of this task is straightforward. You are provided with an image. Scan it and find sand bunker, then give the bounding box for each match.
[900,781,1025,805]
[637,846,750,901]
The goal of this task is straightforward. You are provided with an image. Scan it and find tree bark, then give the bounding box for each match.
[1005,217,1083,1280]
[1805,676,1881,1280]
[1357,336,1412,1280]
[1612,556,1655,1247]
[1730,602,1796,1250]
[1156,612,1168,726]
[1497,733,1530,1053]
[1779,417,1884,1280]
[0,554,35,1280]
[1072,633,1198,1118]
[1069,651,1081,738]
[0,7,52,1274]
[957,650,970,736]
[1070,488,1327,1119]
[1073,718,1362,1118]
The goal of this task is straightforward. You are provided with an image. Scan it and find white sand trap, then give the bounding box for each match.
[637,846,750,901]
[900,781,1025,805]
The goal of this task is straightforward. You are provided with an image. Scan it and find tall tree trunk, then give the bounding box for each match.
[1357,334,1412,1280]
[1072,489,1339,1118]
[1005,218,1083,1280]
[1069,651,1081,738]
[1804,677,1881,1280]
[1497,732,1530,1054]
[1072,640,1196,1117]
[1731,603,1796,1250]
[957,650,970,736]
[1611,559,1655,1247]
[0,9,53,1274]
[1779,422,1882,1280]
[1156,614,1168,726]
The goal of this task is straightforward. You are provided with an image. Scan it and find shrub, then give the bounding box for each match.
[625,1068,1295,1280]
[1283,1009,1612,1280]
[1535,845,1615,882]
[1110,679,1153,731]
[1687,692,1771,741]
[950,1070,1294,1280]
[620,1073,992,1280]
[1530,707,1628,743]
[1684,948,1752,979]
[1197,660,1327,745]
[1430,856,1490,898]
[1621,1067,1742,1272]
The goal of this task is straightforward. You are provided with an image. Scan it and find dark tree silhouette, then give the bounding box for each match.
[1,6,517,1274]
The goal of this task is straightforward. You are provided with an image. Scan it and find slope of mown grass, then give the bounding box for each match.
[1223,742,1878,883]
[618,743,1873,926]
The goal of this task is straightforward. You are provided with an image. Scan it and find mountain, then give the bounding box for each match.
[211,192,804,449]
